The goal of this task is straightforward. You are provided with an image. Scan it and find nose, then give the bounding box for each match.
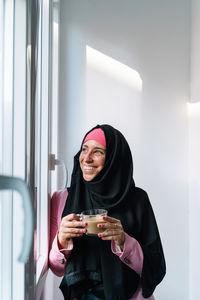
[84,151,93,163]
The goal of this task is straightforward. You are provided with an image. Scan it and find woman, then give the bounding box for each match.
[49,124,166,300]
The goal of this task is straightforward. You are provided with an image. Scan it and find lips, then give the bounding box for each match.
[83,165,96,173]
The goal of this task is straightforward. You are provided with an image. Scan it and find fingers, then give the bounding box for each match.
[98,226,122,238]
[63,213,82,222]
[60,226,87,235]
[102,215,119,223]
[61,213,86,228]
[98,229,125,248]
[59,230,85,240]
[61,220,86,228]
[58,213,87,243]
[98,219,120,231]
[58,225,86,248]
[97,218,125,247]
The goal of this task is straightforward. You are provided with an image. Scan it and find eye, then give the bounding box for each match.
[81,147,88,153]
[94,150,104,155]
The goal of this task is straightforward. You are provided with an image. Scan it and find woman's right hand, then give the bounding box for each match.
[57,213,87,249]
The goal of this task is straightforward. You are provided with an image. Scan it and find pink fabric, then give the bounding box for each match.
[48,189,70,276]
[83,128,106,149]
[111,233,144,276]
[48,190,155,300]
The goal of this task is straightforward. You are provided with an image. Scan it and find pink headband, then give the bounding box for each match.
[83,128,106,149]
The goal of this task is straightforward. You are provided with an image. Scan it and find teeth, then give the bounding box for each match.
[84,166,94,170]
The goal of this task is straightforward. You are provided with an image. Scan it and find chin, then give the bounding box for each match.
[83,174,95,181]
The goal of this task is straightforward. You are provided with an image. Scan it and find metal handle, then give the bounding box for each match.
[49,154,68,189]
[0,175,33,263]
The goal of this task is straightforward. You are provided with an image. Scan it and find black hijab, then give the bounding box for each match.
[60,124,166,300]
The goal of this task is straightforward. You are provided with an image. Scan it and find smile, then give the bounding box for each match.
[83,166,95,170]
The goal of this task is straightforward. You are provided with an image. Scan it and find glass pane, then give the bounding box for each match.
[12,0,27,297]
[0,0,27,299]
[0,0,14,297]
[0,191,12,300]
[12,192,25,299]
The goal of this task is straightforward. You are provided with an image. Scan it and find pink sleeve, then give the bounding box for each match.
[111,234,156,299]
[48,189,73,277]
[111,232,144,276]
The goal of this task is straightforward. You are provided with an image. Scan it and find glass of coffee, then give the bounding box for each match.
[81,209,107,235]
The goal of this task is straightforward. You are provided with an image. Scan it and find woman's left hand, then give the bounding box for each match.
[98,216,125,250]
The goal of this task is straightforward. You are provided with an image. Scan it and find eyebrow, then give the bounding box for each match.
[82,145,106,151]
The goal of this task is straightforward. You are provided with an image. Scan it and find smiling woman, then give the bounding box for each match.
[79,128,106,181]
[49,124,166,300]
[79,140,106,182]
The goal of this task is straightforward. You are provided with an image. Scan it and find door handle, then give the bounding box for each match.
[0,175,33,263]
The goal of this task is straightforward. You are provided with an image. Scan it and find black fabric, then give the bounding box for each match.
[60,124,166,300]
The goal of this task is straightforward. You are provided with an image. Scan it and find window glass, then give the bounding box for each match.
[0,0,26,299]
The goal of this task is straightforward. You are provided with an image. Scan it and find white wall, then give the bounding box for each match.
[49,1,191,299]
[188,102,200,300]
[189,2,200,299]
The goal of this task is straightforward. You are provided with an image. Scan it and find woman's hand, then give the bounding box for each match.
[58,213,87,249]
[98,216,125,250]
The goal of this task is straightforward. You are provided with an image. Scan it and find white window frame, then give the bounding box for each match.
[36,0,52,283]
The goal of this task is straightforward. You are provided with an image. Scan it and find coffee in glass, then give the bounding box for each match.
[81,209,107,235]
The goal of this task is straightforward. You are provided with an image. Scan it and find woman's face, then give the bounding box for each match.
[79,140,106,181]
